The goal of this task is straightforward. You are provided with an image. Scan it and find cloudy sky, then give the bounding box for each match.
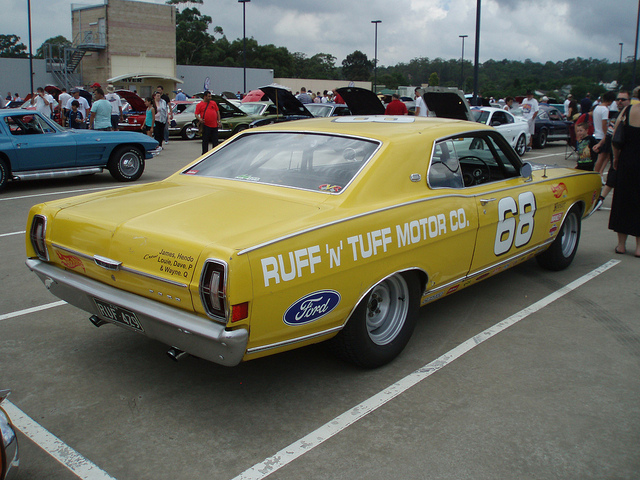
[2,0,638,68]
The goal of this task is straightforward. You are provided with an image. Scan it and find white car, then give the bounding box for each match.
[473,107,530,156]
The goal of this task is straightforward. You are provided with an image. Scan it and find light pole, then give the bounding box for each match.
[619,42,624,87]
[239,0,250,95]
[472,0,481,106]
[372,20,381,94]
[459,35,468,91]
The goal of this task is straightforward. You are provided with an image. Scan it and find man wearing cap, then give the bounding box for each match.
[175,89,187,101]
[105,85,123,131]
[65,88,90,125]
[521,90,539,150]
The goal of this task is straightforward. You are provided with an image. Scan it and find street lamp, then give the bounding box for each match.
[472,0,481,106]
[459,35,468,91]
[239,0,250,95]
[372,20,381,94]
[619,42,624,87]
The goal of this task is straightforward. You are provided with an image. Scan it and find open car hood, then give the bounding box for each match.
[423,87,474,121]
[116,89,146,112]
[258,85,313,117]
[336,87,385,115]
[212,94,247,116]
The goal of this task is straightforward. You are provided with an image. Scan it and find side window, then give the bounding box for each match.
[428,139,464,189]
[505,112,515,124]
[493,111,507,125]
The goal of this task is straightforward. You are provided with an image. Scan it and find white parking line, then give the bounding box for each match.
[0,230,26,238]
[231,259,621,480]
[0,301,66,322]
[2,401,117,480]
[0,185,125,202]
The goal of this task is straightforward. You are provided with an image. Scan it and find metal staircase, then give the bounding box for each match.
[44,30,106,89]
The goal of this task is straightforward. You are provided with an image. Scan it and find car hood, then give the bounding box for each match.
[423,87,474,121]
[335,87,385,115]
[212,95,248,116]
[116,89,146,112]
[258,85,313,117]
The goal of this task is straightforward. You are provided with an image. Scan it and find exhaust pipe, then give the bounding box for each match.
[167,347,188,362]
[89,315,109,327]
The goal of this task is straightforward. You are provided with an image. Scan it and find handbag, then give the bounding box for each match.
[197,101,210,136]
[612,105,630,150]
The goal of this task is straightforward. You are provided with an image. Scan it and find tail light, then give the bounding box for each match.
[199,260,227,321]
[30,215,49,261]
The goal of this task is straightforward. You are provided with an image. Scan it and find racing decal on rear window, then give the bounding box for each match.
[494,191,536,256]
[283,290,341,326]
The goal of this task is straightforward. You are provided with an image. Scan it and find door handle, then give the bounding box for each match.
[479,198,496,206]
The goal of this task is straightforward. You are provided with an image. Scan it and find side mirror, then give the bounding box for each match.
[521,162,533,182]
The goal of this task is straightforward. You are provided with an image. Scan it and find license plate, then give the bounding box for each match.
[93,298,144,332]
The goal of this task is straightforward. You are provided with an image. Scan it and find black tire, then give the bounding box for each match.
[233,124,249,135]
[181,124,197,140]
[329,271,420,368]
[515,134,527,156]
[536,207,582,271]
[534,129,547,149]
[0,158,8,192]
[108,146,145,182]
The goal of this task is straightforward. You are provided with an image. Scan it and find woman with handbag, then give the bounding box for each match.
[195,91,221,155]
[609,98,640,257]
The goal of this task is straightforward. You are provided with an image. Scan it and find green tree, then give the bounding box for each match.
[35,35,71,59]
[428,72,439,86]
[174,7,223,65]
[342,50,373,81]
[0,34,28,58]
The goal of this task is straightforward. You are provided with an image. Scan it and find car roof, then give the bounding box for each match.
[244,115,491,143]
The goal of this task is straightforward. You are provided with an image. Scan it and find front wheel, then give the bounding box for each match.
[515,134,527,156]
[534,129,547,149]
[108,146,145,182]
[182,124,197,140]
[329,272,420,368]
[536,207,581,271]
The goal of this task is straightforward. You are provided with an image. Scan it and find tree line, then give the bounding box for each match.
[1,2,634,100]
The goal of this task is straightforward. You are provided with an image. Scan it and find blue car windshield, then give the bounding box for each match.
[183,131,380,194]
[4,113,62,135]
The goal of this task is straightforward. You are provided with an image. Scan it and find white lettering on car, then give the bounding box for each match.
[261,245,322,287]
[494,191,537,256]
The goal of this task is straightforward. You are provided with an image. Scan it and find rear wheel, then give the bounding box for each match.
[534,129,547,149]
[0,158,8,191]
[515,134,527,156]
[536,207,581,271]
[329,272,420,368]
[182,124,197,140]
[233,124,249,135]
[108,146,145,181]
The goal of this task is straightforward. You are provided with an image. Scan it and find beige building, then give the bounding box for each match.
[72,0,179,97]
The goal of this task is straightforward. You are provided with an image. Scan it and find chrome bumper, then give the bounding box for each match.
[26,259,248,366]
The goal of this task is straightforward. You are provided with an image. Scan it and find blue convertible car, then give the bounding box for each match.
[0,109,159,191]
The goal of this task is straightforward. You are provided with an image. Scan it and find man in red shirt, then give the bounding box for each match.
[384,94,408,115]
[195,91,221,155]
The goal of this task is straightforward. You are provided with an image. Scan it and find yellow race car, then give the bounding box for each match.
[26,114,601,368]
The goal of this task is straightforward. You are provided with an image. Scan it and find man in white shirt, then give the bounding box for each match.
[563,94,572,117]
[593,91,616,175]
[521,90,539,150]
[414,88,429,117]
[65,88,90,125]
[105,85,123,131]
[30,87,52,117]
[57,88,72,125]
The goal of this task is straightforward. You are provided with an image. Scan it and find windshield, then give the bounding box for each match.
[183,132,380,194]
[239,104,264,115]
[472,110,490,124]
[305,104,332,117]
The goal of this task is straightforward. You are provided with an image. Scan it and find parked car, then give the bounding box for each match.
[0,390,19,480]
[168,100,201,140]
[472,107,530,156]
[248,85,314,127]
[215,95,261,139]
[117,90,147,132]
[26,113,601,368]
[0,109,158,190]
[533,105,572,149]
[305,103,352,117]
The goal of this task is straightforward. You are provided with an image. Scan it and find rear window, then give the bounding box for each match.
[183,132,380,194]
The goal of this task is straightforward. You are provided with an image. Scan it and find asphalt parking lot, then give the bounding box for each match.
[1,138,639,480]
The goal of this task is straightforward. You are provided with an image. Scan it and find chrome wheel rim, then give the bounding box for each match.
[560,213,578,257]
[120,152,140,176]
[516,135,526,155]
[366,275,409,345]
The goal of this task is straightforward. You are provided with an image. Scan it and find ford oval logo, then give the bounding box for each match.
[283,290,341,326]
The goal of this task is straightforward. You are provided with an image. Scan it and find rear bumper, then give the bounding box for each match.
[26,259,248,366]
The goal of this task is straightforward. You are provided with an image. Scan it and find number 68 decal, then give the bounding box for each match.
[494,191,536,256]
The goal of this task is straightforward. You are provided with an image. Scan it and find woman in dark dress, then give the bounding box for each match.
[609,102,640,257]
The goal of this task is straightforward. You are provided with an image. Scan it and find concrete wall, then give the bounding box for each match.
[176,65,274,96]
[0,58,53,101]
